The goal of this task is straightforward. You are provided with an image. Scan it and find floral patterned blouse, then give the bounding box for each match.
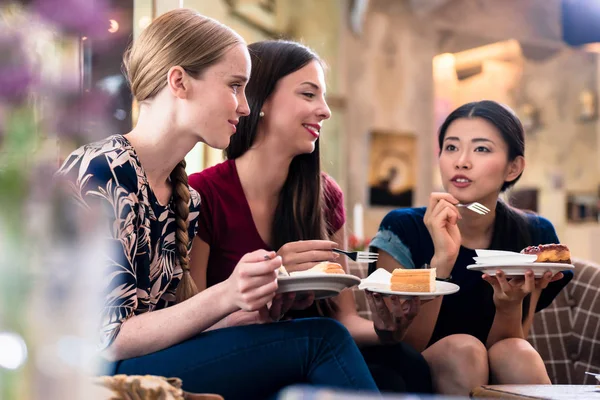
[56,134,201,350]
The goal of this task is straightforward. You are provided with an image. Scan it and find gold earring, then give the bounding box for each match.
[259,111,265,118]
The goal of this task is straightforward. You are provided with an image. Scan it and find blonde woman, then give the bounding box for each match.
[56,9,378,399]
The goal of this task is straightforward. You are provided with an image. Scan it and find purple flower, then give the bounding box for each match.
[53,90,113,142]
[0,105,5,144]
[0,30,36,102]
[33,0,111,37]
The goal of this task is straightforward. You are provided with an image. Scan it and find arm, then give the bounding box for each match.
[377,250,444,352]
[188,236,293,331]
[329,226,381,346]
[486,304,525,347]
[106,280,238,361]
[188,236,229,331]
[522,291,541,338]
[372,194,461,352]
[484,269,558,347]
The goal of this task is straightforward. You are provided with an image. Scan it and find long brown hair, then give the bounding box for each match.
[226,40,329,250]
[123,9,244,302]
[226,40,339,316]
[438,100,534,319]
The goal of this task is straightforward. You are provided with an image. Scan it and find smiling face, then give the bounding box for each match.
[178,44,251,149]
[439,117,524,205]
[260,60,331,155]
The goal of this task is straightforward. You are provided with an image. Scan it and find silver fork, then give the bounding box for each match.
[457,202,490,215]
[333,248,378,263]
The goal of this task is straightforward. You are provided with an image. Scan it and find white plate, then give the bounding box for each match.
[361,281,460,300]
[467,262,574,277]
[473,255,538,264]
[475,249,520,257]
[276,274,361,300]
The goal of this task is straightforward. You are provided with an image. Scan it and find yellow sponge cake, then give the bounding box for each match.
[391,268,436,292]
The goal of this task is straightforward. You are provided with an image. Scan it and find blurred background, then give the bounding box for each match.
[1,0,600,398]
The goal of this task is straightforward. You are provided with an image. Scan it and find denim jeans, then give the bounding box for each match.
[108,318,379,399]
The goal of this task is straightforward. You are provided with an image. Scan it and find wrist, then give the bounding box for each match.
[430,255,454,277]
[495,301,522,316]
[215,280,240,315]
[374,326,402,344]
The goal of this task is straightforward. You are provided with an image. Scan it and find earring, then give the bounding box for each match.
[259,111,265,118]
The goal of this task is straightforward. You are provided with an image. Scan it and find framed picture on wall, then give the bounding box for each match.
[368,131,416,208]
[225,0,281,37]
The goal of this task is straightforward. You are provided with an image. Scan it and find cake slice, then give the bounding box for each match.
[289,261,345,276]
[390,268,436,292]
[520,244,571,264]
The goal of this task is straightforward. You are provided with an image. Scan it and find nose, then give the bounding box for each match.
[237,93,250,117]
[455,150,472,170]
[318,99,332,120]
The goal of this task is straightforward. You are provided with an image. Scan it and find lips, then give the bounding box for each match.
[303,123,320,138]
[228,119,239,134]
[450,175,472,188]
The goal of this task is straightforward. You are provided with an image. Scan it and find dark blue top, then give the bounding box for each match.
[369,207,574,347]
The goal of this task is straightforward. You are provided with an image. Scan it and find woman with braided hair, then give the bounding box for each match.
[56,9,378,399]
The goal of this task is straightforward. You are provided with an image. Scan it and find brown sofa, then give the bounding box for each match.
[349,258,600,385]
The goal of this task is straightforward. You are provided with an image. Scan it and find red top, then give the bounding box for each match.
[189,159,346,287]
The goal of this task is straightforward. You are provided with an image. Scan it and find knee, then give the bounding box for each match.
[488,338,540,363]
[488,338,550,384]
[442,334,488,372]
[489,338,542,367]
[295,317,352,341]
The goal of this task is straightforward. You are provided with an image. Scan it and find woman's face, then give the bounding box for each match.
[438,117,524,205]
[260,60,331,155]
[181,43,251,149]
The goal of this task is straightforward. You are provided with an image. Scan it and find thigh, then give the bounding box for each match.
[113,318,374,399]
[361,343,433,394]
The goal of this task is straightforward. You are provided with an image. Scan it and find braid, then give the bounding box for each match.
[171,160,198,303]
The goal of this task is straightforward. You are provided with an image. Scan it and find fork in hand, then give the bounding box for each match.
[333,248,378,263]
[457,202,490,215]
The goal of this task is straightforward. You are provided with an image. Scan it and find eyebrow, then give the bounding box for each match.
[231,74,249,82]
[444,136,495,144]
[300,81,321,91]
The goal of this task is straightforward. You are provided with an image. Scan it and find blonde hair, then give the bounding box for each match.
[123,9,244,303]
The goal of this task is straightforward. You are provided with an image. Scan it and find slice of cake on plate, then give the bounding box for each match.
[390,268,436,292]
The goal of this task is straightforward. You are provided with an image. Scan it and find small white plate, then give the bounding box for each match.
[467,262,574,277]
[475,249,521,257]
[361,281,460,300]
[473,254,538,264]
[276,274,361,300]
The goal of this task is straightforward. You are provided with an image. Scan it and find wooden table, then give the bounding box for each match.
[471,385,600,399]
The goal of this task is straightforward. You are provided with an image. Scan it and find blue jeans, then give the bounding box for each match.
[108,318,379,399]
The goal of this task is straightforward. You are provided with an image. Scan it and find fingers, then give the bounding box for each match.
[257,306,272,323]
[282,251,339,270]
[482,273,501,290]
[279,240,338,253]
[550,271,564,282]
[239,279,278,311]
[431,199,459,219]
[406,297,421,321]
[245,291,278,312]
[535,270,554,290]
[366,291,392,326]
[241,250,277,263]
[426,192,459,212]
[239,256,282,277]
[523,270,535,293]
[268,294,284,320]
[280,293,296,316]
[436,206,461,226]
[290,292,315,310]
[495,270,513,293]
